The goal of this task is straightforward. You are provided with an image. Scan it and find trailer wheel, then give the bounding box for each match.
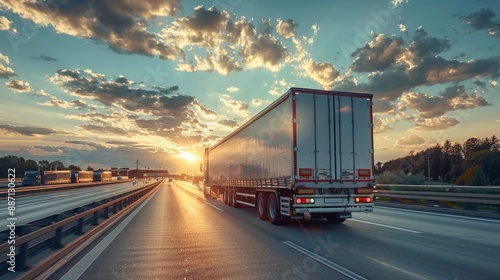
[267,193,283,225]
[256,192,268,220]
[326,213,346,224]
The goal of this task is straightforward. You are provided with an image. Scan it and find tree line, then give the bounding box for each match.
[376,135,500,186]
[0,156,87,178]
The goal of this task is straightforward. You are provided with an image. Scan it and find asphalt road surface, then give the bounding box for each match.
[47,180,500,280]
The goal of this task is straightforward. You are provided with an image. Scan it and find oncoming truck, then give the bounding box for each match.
[203,87,375,225]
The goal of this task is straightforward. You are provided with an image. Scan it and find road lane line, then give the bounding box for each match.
[192,194,198,199]
[205,201,224,211]
[375,206,500,223]
[349,219,422,234]
[283,241,367,280]
[59,187,159,280]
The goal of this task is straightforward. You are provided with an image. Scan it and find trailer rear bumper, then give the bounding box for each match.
[294,205,373,214]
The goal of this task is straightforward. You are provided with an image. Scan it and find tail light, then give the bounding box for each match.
[296,198,315,204]
[355,197,372,203]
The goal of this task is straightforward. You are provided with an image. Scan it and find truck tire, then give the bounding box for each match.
[256,192,268,220]
[326,213,346,224]
[267,193,283,225]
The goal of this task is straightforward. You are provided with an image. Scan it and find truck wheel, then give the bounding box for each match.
[267,193,283,225]
[326,213,346,224]
[257,192,268,220]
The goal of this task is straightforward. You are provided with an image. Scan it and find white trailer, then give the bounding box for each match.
[203,87,375,224]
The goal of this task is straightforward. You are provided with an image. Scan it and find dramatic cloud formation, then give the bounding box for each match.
[163,6,292,73]
[1,0,183,59]
[350,28,500,101]
[400,85,490,118]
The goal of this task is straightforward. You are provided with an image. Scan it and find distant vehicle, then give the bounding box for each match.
[93,171,112,182]
[22,171,42,186]
[168,178,173,182]
[203,88,375,225]
[22,170,113,186]
[71,170,94,183]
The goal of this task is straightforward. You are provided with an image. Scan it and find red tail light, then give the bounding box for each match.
[296,198,315,204]
[355,197,372,203]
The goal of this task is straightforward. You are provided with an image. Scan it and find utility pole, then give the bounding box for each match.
[134,159,140,178]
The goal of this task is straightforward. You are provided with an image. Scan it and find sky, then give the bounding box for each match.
[0,0,499,173]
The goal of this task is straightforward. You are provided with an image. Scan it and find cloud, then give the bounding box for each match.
[251,99,263,107]
[1,0,183,59]
[0,124,68,136]
[219,95,250,119]
[0,16,13,31]
[396,135,425,145]
[373,116,394,134]
[301,60,339,89]
[0,53,17,79]
[161,6,291,73]
[462,8,500,37]
[39,98,89,110]
[412,116,460,131]
[226,86,239,93]
[180,48,242,75]
[276,19,298,38]
[400,85,490,118]
[268,78,294,96]
[50,68,196,117]
[351,28,500,101]
[351,34,405,72]
[31,55,57,61]
[5,80,32,92]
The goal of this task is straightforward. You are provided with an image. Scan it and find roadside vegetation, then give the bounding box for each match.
[376,135,500,186]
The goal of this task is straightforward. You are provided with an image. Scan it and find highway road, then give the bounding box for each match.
[46,180,500,280]
[0,181,150,226]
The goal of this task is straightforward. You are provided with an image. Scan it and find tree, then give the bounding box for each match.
[470,166,489,186]
[68,165,81,171]
[49,160,65,170]
[38,160,50,171]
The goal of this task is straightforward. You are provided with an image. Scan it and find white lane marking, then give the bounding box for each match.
[205,201,224,212]
[60,187,159,280]
[192,194,198,199]
[349,219,422,234]
[283,241,367,280]
[375,205,500,223]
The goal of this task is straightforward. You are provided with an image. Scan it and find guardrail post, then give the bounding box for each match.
[76,207,84,235]
[53,214,63,249]
[113,202,117,214]
[17,225,30,271]
[103,203,109,219]
[92,202,99,225]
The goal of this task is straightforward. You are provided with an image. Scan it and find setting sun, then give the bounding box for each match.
[179,151,197,162]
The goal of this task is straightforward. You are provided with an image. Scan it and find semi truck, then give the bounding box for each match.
[22,170,71,186]
[202,87,375,225]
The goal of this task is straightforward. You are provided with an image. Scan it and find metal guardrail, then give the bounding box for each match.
[374,184,500,205]
[0,180,162,278]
